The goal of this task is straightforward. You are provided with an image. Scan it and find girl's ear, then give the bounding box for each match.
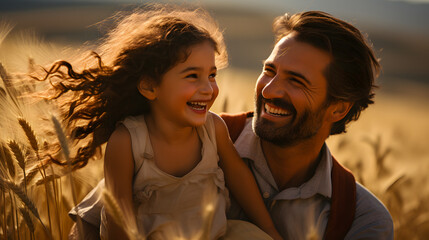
[328,101,353,123]
[137,79,157,100]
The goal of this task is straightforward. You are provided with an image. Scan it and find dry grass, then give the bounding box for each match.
[1,21,428,240]
[0,27,104,239]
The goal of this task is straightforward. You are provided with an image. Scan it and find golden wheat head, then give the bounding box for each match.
[18,118,39,153]
[8,140,26,170]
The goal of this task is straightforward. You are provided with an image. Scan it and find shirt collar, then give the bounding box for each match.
[234,119,332,200]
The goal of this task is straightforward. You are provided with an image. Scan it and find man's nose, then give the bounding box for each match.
[261,76,286,99]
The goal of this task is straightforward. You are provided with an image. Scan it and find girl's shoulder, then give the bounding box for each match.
[208,111,226,130]
[107,114,146,160]
[104,124,134,179]
[208,112,229,142]
[106,124,132,152]
[120,115,146,129]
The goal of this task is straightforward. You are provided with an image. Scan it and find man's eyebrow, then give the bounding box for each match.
[264,61,310,85]
[179,66,217,73]
[264,62,276,70]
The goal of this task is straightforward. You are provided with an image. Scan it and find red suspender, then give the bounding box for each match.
[220,111,253,142]
[220,112,356,240]
[324,158,356,240]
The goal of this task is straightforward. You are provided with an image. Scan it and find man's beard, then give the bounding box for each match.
[253,94,328,147]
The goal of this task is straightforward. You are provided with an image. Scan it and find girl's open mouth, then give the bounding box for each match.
[187,101,208,111]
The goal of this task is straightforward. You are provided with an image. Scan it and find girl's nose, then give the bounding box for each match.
[200,79,214,95]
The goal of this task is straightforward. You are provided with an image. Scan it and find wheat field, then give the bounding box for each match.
[1,20,429,240]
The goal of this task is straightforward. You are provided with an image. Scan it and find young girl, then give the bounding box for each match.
[43,6,282,240]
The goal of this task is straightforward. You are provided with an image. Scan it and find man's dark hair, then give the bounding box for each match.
[273,11,380,135]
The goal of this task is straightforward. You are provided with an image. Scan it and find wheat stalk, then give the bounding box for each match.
[51,115,70,161]
[8,140,25,170]
[102,189,125,227]
[18,117,56,235]
[1,178,52,239]
[1,178,39,219]
[7,190,18,240]
[18,118,39,154]
[1,190,7,239]
[51,114,79,238]
[0,62,10,87]
[19,207,35,233]
[51,115,76,206]
[102,189,141,240]
[1,143,16,178]
[8,140,27,192]
[35,174,61,186]
[222,98,228,112]
[20,165,39,188]
[0,63,21,113]
[0,21,14,45]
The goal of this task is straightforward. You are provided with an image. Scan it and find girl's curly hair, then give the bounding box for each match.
[39,5,227,169]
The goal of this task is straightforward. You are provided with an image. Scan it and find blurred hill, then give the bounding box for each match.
[1,0,428,91]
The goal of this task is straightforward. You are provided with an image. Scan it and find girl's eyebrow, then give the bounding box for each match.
[179,66,217,73]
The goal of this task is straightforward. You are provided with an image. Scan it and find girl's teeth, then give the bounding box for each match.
[188,101,207,110]
[192,102,207,106]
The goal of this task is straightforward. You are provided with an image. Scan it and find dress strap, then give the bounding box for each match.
[121,115,151,175]
[204,112,217,152]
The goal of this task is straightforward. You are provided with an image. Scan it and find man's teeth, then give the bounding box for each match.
[188,102,207,110]
[265,103,290,116]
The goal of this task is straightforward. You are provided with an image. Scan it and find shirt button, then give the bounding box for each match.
[263,192,270,198]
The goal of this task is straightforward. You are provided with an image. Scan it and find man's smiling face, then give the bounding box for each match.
[253,32,333,146]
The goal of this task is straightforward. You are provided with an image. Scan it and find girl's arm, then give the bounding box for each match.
[104,124,137,240]
[211,113,283,240]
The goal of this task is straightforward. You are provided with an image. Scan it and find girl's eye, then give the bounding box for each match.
[209,73,217,81]
[185,73,198,79]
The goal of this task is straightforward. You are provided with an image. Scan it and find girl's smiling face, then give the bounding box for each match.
[143,40,219,128]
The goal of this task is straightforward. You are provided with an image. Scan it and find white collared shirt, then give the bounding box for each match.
[227,118,394,240]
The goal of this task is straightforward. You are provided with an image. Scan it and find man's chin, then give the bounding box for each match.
[253,114,317,147]
[254,128,297,147]
[254,113,292,130]
[253,117,292,146]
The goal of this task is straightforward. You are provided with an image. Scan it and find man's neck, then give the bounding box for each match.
[261,137,326,191]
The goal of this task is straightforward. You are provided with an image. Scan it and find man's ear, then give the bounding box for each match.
[137,79,157,100]
[328,101,353,123]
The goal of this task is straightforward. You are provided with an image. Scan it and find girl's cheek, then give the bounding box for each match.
[211,82,219,100]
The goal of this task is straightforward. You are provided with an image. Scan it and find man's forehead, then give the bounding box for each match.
[266,33,332,70]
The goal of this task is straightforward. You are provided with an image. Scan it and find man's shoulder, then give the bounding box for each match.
[355,183,390,216]
[346,182,394,239]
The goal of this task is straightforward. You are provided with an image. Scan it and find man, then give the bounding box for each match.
[70,11,393,240]
[224,11,393,239]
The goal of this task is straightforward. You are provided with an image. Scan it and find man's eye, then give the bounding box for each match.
[290,77,304,86]
[264,68,275,76]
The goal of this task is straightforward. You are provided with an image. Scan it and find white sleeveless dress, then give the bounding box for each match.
[100,114,229,239]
